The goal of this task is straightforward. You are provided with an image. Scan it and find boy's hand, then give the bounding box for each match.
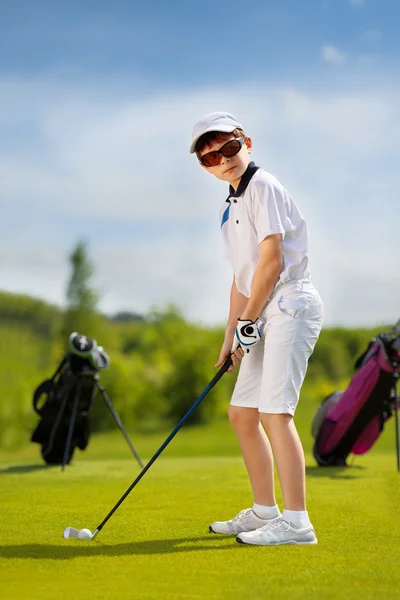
[232,319,262,353]
[215,338,244,373]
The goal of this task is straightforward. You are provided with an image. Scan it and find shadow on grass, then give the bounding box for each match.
[306,465,366,479]
[0,464,57,475]
[0,536,242,559]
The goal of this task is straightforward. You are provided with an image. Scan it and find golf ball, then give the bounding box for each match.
[78,528,92,540]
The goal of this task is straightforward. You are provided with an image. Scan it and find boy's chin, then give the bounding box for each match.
[218,173,238,184]
[225,166,246,181]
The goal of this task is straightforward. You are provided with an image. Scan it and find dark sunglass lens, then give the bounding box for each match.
[222,139,242,157]
[201,152,219,167]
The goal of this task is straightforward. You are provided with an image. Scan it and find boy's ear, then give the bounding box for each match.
[245,136,253,153]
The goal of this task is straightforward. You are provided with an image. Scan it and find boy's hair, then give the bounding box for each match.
[195,128,246,158]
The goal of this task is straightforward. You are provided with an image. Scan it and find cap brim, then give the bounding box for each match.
[189,125,237,154]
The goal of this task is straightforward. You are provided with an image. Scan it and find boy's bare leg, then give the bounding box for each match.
[228,405,276,506]
[260,413,306,510]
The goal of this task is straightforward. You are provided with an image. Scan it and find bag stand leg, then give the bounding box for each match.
[95,381,144,468]
[393,369,400,473]
[61,378,81,472]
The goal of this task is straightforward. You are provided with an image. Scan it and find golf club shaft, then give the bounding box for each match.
[94,355,233,533]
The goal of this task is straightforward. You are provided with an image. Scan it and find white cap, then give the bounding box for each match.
[190,111,243,154]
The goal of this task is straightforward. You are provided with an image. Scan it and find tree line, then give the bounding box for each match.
[0,242,391,449]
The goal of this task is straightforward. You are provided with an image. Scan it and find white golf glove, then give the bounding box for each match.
[231,319,263,352]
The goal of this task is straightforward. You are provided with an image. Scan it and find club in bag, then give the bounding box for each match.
[63,353,234,540]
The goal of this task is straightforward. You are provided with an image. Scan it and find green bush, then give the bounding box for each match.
[0,289,391,450]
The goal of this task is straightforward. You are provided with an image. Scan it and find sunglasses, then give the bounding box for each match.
[199,138,245,168]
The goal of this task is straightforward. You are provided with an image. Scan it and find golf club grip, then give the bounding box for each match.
[94,353,234,532]
[208,355,233,388]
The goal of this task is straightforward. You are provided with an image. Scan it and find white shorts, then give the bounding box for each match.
[230,279,324,415]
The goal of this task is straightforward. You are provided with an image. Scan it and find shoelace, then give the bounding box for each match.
[259,517,290,533]
[230,509,252,523]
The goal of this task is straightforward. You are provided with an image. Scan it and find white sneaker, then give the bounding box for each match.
[209,509,278,535]
[236,517,318,545]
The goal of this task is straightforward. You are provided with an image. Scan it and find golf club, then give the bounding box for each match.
[63,353,234,540]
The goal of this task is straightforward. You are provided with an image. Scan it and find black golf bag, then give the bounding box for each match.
[312,320,400,470]
[31,332,109,465]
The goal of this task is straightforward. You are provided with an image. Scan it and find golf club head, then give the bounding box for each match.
[69,332,97,356]
[63,526,80,539]
[88,348,110,371]
[63,527,93,540]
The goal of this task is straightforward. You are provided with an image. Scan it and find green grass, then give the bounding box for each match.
[1,419,400,600]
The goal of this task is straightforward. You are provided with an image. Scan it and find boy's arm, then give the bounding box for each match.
[215,277,248,369]
[240,233,283,322]
[225,276,249,338]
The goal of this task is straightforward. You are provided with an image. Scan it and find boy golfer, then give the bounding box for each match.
[190,112,323,545]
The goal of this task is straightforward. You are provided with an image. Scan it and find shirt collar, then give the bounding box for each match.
[226,161,259,201]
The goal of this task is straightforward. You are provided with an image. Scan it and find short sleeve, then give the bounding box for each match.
[250,177,287,243]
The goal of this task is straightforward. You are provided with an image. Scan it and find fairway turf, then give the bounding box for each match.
[1,423,400,600]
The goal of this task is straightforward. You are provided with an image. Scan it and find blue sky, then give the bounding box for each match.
[1,0,399,81]
[1,0,399,327]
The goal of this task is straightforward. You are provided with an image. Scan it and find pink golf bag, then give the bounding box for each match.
[312,322,400,469]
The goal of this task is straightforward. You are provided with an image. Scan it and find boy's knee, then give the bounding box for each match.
[228,405,259,434]
[260,412,293,433]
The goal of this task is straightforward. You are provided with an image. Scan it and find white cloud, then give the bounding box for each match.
[0,76,399,328]
[322,45,346,65]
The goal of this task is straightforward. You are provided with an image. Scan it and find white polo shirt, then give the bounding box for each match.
[220,162,311,298]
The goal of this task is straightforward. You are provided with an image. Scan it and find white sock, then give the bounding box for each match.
[282,509,311,528]
[252,502,281,520]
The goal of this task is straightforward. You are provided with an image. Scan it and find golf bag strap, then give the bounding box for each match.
[32,379,56,415]
[354,340,377,370]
